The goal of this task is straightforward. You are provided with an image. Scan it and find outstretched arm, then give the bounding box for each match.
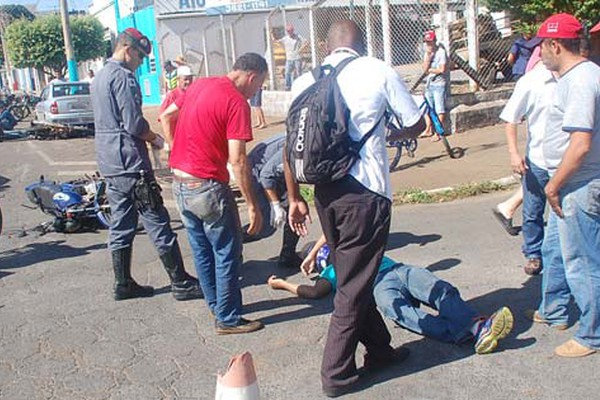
[267,275,332,299]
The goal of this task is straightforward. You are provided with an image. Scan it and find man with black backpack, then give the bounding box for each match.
[284,20,425,397]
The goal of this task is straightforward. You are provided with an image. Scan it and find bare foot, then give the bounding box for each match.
[257,124,267,130]
[431,135,441,142]
[268,275,286,290]
[418,132,433,139]
[252,123,261,128]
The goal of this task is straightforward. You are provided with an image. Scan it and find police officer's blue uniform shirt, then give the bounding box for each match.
[91,59,153,177]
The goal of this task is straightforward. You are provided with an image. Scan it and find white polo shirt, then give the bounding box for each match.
[499,63,556,169]
[291,48,422,200]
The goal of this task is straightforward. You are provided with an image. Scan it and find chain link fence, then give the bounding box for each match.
[162,1,526,93]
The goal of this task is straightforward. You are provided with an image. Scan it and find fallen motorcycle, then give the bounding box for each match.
[25,174,112,233]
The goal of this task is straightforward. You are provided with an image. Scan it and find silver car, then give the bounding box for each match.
[35,81,94,127]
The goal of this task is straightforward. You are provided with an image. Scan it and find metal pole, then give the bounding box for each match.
[309,6,317,67]
[219,14,230,71]
[466,0,479,91]
[202,34,210,76]
[265,10,276,90]
[229,15,243,63]
[0,13,14,89]
[60,0,79,81]
[439,0,449,49]
[366,0,373,57]
[381,0,391,65]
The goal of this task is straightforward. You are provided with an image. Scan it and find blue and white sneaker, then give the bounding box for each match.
[474,306,514,354]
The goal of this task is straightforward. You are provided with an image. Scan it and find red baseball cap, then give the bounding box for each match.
[537,13,582,39]
[590,21,600,34]
[123,27,152,56]
[424,30,436,42]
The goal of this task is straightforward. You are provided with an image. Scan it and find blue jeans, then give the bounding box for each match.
[373,264,478,343]
[538,179,600,348]
[285,59,302,90]
[172,180,243,326]
[424,83,447,114]
[521,159,549,259]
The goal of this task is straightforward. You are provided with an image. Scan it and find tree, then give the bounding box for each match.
[482,0,600,28]
[0,4,35,66]
[5,15,105,77]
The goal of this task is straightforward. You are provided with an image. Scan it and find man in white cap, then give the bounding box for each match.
[159,65,194,147]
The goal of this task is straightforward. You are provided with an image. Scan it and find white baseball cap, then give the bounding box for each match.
[177,66,193,76]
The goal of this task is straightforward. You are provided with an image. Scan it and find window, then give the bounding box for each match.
[52,83,90,97]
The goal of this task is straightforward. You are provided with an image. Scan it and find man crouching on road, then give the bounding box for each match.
[91,28,202,302]
[160,53,266,335]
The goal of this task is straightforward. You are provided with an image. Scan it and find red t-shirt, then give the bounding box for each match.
[158,87,184,136]
[169,77,253,182]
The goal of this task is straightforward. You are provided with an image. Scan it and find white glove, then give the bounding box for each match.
[151,134,165,150]
[270,201,286,229]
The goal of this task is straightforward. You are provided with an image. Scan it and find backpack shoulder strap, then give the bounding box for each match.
[311,56,358,80]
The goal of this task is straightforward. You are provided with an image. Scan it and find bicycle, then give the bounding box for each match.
[415,94,462,159]
[384,111,419,172]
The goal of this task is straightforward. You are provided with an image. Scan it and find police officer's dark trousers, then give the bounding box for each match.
[106,175,201,301]
[315,175,394,391]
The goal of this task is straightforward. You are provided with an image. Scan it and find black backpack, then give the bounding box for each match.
[285,56,377,184]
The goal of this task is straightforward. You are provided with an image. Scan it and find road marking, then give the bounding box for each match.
[57,170,99,177]
[26,141,97,166]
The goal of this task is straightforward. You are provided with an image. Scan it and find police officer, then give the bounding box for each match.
[243,133,302,269]
[91,28,202,301]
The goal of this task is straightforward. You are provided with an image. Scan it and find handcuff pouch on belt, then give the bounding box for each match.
[134,170,163,210]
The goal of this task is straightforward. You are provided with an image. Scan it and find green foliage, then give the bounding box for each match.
[482,0,600,27]
[6,15,105,76]
[394,181,512,205]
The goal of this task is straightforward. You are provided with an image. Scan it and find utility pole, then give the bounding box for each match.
[59,0,78,81]
[0,11,14,89]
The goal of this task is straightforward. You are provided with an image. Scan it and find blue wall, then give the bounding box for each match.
[116,5,162,105]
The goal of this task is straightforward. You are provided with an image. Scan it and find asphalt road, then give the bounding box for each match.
[0,133,598,400]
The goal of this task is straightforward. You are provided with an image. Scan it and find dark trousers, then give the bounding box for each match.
[315,176,393,389]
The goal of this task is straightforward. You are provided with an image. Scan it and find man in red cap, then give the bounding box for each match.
[421,30,449,140]
[91,28,202,302]
[589,21,600,66]
[528,13,600,358]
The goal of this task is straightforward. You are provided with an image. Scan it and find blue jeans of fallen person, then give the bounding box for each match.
[374,263,478,343]
[521,158,549,259]
[538,178,600,348]
[172,179,243,326]
[285,59,302,90]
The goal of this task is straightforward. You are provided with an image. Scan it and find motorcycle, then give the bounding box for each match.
[25,174,112,233]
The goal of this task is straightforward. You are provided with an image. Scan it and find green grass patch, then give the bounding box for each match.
[394,180,515,205]
[300,185,315,204]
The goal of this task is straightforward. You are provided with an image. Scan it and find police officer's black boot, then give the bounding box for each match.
[277,223,303,269]
[160,240,203,301]
[112,247,154,301]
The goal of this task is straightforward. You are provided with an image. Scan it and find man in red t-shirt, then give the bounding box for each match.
[159,65,194,147]
[160,53,267,335]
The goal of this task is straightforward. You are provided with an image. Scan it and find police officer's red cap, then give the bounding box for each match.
[123,27,152,56]
[424,31,436,42]
[537,13,582,39]
[590,21,600,34]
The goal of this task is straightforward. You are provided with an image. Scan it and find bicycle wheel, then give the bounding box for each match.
[12,106,25,121]
[387,141,402,172]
